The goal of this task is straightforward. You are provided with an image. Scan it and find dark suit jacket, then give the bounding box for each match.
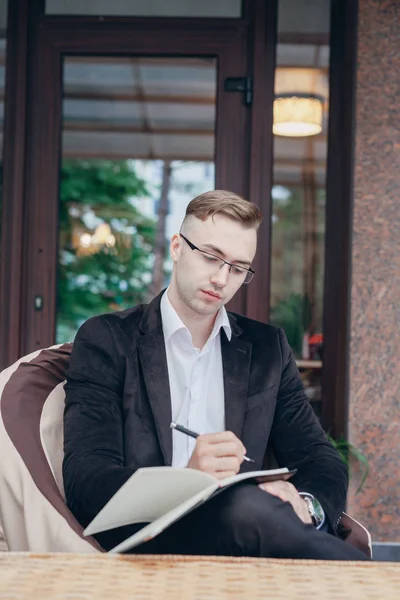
[63,290,347,544]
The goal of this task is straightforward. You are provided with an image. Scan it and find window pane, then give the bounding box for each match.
[278,0,330,35]
[46,0,242,18]
[56,57,216,343]
[270,0,330,419]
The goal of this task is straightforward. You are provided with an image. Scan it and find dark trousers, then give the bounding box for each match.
[96,483,369,560]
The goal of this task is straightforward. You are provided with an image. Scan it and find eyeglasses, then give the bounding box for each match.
[180,234,255,284]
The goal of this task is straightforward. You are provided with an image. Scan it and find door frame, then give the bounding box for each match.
[321,0,359,438]
[13,6,272,355]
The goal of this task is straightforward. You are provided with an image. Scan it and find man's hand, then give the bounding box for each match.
[258,480,312,525]
[187,431,246,480]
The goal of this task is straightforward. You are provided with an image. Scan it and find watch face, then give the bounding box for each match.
[301,494,325,527]
[311,497,325,526]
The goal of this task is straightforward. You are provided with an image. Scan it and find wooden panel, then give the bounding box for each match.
[0,0,31,370]
[244,0,277,322]
[321,0,359,438]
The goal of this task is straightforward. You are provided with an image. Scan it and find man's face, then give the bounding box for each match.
[170,214,257,317]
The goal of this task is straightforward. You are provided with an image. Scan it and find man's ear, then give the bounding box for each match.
[170,233,181,262]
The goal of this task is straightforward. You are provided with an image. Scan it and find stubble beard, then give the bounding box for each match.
[178,281,222,318]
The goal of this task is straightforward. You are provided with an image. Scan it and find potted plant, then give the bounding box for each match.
[327,435,369,494]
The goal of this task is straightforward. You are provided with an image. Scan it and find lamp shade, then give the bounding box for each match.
[273,93,324,137]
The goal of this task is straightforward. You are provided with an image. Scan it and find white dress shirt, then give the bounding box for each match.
[160,289,232,468]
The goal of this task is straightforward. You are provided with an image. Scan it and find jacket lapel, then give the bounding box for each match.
[137,292,172,466]
[222,316,252,440]
[136,296,251,467]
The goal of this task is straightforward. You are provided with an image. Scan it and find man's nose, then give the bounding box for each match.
[210,263,230,287]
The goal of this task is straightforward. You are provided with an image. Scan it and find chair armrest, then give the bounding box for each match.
[339,512,372,558]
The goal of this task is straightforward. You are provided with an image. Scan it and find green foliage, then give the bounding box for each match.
[270,293,312,355]
[57,159,156,342]
[327,435,369,494]
[272,186,303,229]
[59,160,150,228]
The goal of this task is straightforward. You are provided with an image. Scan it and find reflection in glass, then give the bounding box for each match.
[46,0,242,18]
[270,0,330,418]
[273,94,324,137]
[56,57,216,343]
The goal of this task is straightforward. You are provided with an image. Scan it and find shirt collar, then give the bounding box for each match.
[160,288,232,344]
[210,302,232,342]
[160,289,187,342]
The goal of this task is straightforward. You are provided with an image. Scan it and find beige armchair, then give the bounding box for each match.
[0,344,102,552]
[0,345,371,557]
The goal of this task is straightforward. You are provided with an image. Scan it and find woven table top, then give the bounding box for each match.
[0,553,399,600]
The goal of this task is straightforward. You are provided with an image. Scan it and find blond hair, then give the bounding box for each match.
[181,190,262,231]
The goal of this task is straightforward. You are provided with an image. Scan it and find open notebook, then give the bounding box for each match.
[84,466,296,553]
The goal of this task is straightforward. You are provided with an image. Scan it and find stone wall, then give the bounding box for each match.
[348,0,400,541]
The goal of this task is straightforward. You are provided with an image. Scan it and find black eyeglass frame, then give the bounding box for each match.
[179,234,255,284]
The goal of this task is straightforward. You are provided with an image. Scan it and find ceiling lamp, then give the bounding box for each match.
[273,93,324,137]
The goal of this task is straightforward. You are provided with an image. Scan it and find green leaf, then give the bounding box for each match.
[57,159,162,342]
[327,434,369,494]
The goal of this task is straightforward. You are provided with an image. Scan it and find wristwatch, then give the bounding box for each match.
[299,493,325,530]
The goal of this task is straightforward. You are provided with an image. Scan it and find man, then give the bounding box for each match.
[63,190,367,560]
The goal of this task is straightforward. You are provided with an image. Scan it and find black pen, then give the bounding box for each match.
[170,422,255,463]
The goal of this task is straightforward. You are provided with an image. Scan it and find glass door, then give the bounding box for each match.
[57,56,217,342]
[21,19,251,352]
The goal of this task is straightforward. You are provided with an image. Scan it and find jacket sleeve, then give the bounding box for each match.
[269,328,348,533]
[63,315,135,528]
